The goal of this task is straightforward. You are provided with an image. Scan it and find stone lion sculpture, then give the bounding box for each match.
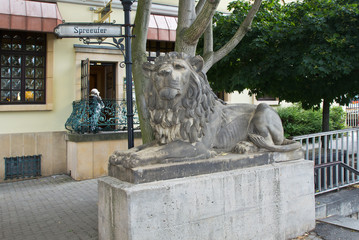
[110,52,301,168]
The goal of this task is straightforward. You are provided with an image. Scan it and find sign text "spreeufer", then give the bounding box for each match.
[74,27,108,35]
[54,23,122,38]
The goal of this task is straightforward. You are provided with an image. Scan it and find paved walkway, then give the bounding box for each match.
[0,175,98,240]
[1,175,359,240]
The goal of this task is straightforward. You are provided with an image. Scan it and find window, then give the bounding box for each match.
[0,31,46,104]
[146,40,175,62]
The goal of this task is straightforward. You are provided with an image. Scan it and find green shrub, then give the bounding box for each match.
[329,106,346,131]
[276,105,346,138]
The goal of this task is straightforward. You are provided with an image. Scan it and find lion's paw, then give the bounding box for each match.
[231,141,259,154]
[121,157,140,168]
[209,150,218,158]
[109,151,145,169]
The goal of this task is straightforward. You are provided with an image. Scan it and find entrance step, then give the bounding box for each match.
[319,215,359,231]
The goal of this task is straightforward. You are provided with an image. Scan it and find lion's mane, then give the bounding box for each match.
[146,52,223,145]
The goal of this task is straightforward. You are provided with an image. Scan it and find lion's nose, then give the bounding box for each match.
[160,68,172,75]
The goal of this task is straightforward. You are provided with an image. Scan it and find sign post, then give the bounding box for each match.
[121,0,135,149]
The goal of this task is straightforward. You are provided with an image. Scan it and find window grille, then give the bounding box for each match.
[4,155,41,180]
[0,30,46,104]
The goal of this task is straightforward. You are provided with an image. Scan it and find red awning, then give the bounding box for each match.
[147,14,177,42]
[0,0,63,33]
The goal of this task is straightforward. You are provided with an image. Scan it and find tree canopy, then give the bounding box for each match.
[208,0,359,110]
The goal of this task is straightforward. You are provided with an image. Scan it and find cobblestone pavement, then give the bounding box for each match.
[0,175,98,240]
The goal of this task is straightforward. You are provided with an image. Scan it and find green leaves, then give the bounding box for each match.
[207,0,359,109]
[276,105,345,138]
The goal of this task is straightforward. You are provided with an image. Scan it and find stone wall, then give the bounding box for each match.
[98,159,315,240]
[0,131,67,182]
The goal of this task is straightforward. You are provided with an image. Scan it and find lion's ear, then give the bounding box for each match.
[143,62,155,77]
[190,55,204,73]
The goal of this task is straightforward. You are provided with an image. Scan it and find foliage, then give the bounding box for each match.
[208,0,359,108]
[276,105,346,138]
[329,106,346,130]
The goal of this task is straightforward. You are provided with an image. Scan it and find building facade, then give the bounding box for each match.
[0,0,275,182]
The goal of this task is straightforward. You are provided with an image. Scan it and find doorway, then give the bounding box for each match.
[89,62,116,100]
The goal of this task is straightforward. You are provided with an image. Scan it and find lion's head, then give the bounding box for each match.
[143,52,223,145]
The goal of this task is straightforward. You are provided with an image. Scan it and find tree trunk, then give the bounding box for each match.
[322,99,330,132]
[175,0,197,55]
[176,0,220,56]
[132,0,154,144]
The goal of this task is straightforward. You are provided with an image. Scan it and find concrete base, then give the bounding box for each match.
[98,159,315,240]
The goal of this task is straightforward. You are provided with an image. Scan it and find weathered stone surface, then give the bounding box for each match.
[108,149,304,184]
[99,159,315,240]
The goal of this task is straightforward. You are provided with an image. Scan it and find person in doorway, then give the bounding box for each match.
[89,88,104,133]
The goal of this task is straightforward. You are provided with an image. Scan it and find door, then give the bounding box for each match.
[89,62,116,99]
[89,62,117,130]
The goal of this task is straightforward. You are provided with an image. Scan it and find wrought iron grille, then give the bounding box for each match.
[65,99,140,133]
[293,128,359,195]
[4,155,41,180]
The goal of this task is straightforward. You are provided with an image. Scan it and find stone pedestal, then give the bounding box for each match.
[98,153,315,240]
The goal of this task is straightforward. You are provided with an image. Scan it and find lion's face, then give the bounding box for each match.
[152,59,192,100]
[142,52,216,144]
[143,52,204,101]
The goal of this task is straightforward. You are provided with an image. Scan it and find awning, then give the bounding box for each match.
[147,14,177,42]
[0,0,63,33]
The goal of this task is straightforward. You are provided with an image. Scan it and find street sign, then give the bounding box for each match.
[54,23,122,38]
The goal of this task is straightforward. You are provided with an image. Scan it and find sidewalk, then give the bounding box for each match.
[1,175,359,240]
[0,175,98,240]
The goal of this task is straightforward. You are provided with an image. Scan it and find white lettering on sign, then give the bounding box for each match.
[54,24,122,38]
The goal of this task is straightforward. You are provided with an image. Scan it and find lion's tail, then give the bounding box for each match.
[248,133,302,152]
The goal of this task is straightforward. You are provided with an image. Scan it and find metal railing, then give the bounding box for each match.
[346,102,359,127]
[293,128,359,195]
[65,99,140,134]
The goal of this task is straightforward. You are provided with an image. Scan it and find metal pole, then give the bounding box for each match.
[121,0,134,149]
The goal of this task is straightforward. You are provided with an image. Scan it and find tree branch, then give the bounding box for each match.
[203,18,213,56]
[176,0,196,54]
[183,0,220,45]
[203,0,262,73]
[195,0,206,15]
